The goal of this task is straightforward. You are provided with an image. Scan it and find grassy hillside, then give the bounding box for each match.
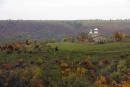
[0,40,130,86]
[47,41,130,62]
[49,41,130,52]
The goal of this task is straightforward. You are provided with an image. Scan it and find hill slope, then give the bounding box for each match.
[0,20,130,43]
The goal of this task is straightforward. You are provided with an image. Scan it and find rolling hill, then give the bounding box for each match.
[0,20,130,43]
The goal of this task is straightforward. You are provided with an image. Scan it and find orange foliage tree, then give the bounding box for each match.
[119,81,130,87]
[114,32,125,41]
[94,75,108,87]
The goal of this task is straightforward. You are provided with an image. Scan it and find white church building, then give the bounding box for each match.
[88,28,107,43]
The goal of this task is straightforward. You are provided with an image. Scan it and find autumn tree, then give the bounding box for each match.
[77,33,88,43]
[114,32,125,41]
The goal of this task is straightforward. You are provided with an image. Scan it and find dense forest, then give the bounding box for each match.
[0,20,130,43]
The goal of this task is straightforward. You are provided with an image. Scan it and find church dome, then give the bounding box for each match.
[94,28,98,31]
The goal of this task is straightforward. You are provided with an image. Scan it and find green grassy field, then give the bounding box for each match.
[1,41,130,63]
[48,42,130,52]
[46,41,130,62]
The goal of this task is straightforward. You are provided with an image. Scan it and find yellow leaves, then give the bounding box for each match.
[94,76,130,87]
[31,67,42,79]
[60,62,69,70]
[95,75,108,87]
[19,65,42,81]
[76,67,86,76]
[119,81,130,87]
[59,62,71,76]
[111,80,118,87]
[96,75,106,84]
[59,62,69,71]
[61,69,71,76]
[114,32,125,41]
[95,76,130,87]
[14,42,22,49]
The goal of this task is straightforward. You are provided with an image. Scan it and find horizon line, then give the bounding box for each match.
[0,19,130,21]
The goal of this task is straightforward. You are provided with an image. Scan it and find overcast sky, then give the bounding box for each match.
[0,0,130,20]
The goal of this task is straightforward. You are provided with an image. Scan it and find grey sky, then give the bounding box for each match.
[0,0,130,20]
